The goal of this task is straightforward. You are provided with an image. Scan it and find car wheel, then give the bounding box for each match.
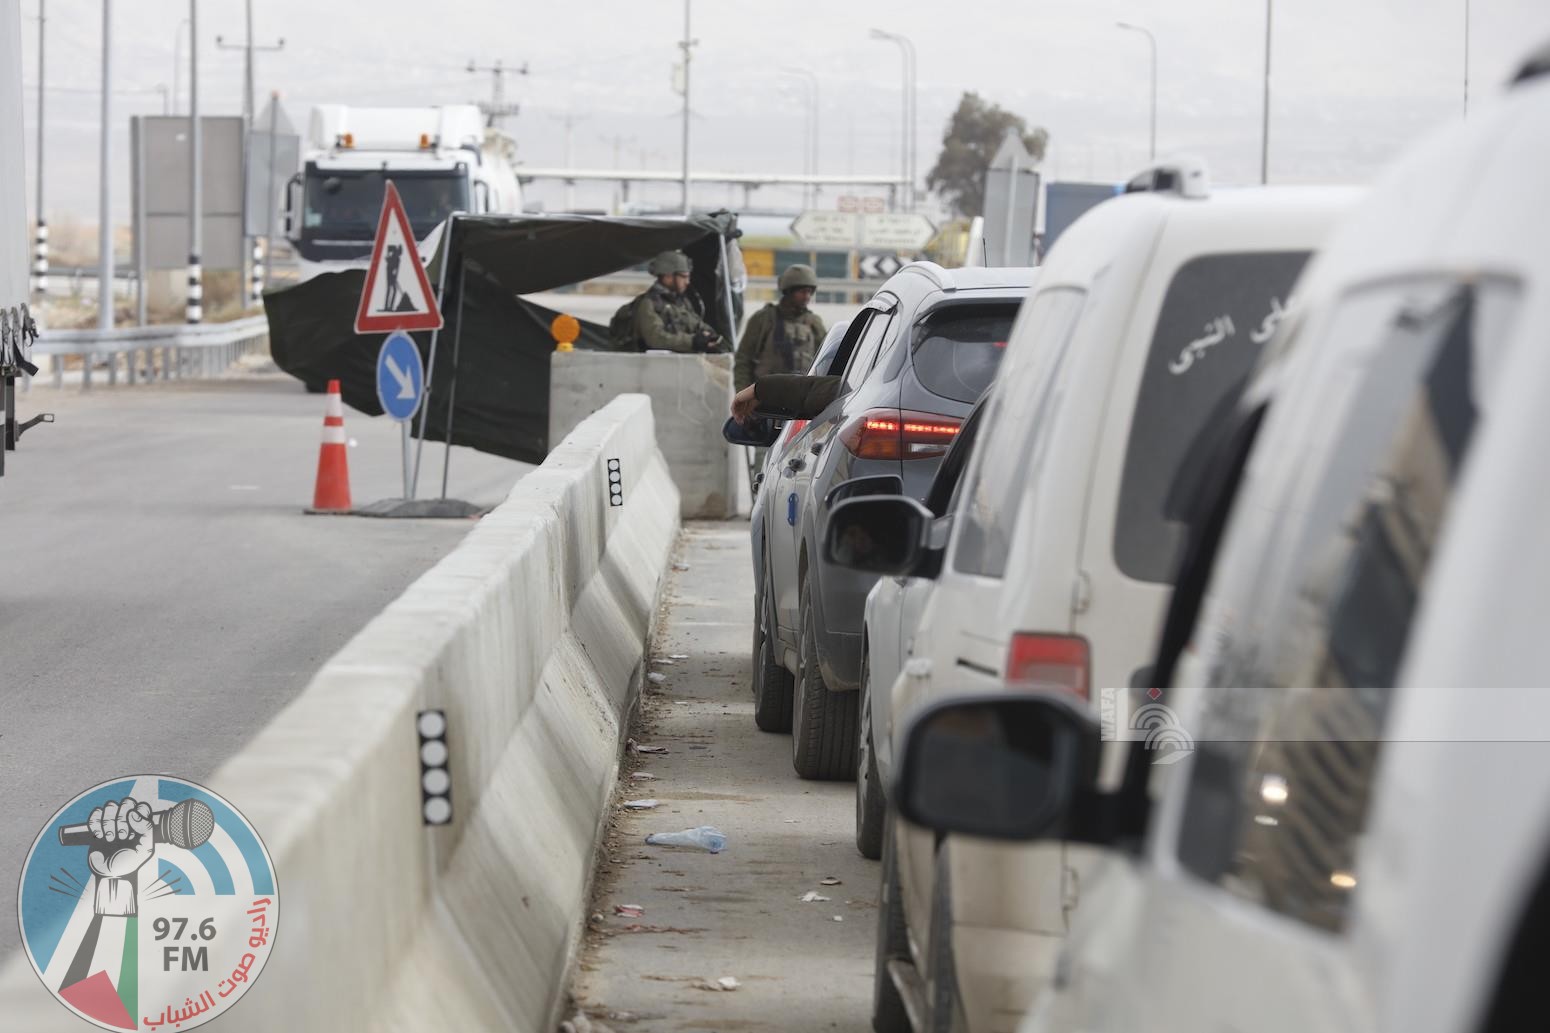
[856,650,887,859]
[872,815,911,1033]
[752,553,793,733]
[792,575,859,780]
[926,842,969,1033]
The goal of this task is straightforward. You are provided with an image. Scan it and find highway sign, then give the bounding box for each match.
[791,211,861,248]
[355,181,444,334]
[376,330,425,422]
[860,213,936,250]
[858,254,904,280]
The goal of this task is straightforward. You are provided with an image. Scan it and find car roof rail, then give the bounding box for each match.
[1512,39,1550,85]
[1123,155,1210,199]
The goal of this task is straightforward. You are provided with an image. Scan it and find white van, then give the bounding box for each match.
[827,168,1359,1032]
[887,44,1550,1033]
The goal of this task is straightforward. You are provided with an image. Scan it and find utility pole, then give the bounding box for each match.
[33,0,46,298]
[97,0,112,331]
[678,0,696,216]
[217,3,284,308]
[1260,0,1272,185]
[551,113,587,212]
[468,59,527,128]
[188,0,202,324]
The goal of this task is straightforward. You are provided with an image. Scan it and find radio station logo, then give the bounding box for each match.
[17,776,278,1031]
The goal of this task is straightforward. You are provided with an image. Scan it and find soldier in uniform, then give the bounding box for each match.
[624,251,728,353]
[733,264,827,391]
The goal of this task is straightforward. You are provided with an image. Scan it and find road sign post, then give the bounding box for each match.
[376,330,426,499]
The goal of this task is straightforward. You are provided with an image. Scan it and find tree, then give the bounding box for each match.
[926,93,1049,218]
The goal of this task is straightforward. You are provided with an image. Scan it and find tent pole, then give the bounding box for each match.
[717,232,737,339]
[412,214,460,497]
[440,263,469,500]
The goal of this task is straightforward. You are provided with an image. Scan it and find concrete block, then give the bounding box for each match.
[549,351,739,520]
[0,394,681,1033]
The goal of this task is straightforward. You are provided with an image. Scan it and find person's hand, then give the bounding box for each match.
[731,384,758,424]
[87,798,156,880]
[693,328,720,353]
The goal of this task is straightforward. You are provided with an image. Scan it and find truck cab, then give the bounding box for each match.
[284,105,521,281]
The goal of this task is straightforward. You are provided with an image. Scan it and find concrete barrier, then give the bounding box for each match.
[550,351,738,520]
[0,394,680,1032]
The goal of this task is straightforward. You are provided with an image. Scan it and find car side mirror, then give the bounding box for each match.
[722,416,782,448]
[283,173,301,237]
[822,495,930,576]
[894,692,1098,841]
[824,474,903,510]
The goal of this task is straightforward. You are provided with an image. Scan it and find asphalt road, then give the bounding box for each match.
[568,522,877,1031]
[0,374,531,958]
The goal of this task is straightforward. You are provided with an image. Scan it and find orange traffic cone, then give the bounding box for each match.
[310,379,352,513]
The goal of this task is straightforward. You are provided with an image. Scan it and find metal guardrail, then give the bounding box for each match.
[31,315,270,390]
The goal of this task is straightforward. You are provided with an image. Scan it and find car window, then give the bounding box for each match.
[911,303,1020,404]
[1175,276,1521,934]
[952,288,1087,578]
[842,304,896,391]
[1113,251,1311,584]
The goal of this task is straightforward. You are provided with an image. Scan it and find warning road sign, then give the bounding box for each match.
[354,181,444,334]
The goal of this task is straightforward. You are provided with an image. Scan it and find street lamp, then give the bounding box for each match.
[780,68,818,209]
[1261,0,1272,184]
[869,28,915,211]
[1115,21,1157,161]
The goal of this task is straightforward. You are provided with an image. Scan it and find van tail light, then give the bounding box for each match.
[1005,633,1089,700]
[839,408,962,460]
[784,418,809,443]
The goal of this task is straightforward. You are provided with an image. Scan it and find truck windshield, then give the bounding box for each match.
[302,170,469,239]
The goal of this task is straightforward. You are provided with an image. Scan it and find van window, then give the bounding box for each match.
[952,288,1087,578]
[910,304,1020,404]
[1114,252,1311,583]
[1175,276,1520,932]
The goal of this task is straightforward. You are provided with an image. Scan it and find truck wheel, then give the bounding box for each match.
[752,554,793,733]
[872,816,911,1033]
[792,577,859,780]
[856,650,887,859]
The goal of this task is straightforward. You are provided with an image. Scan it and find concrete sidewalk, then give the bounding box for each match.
[566,521,879,1032]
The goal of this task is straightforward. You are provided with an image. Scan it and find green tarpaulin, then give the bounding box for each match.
[265,211,739,465]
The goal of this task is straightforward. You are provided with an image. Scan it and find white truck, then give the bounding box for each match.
[283,105,522,281]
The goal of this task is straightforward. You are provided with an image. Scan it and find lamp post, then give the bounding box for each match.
[97,0,112,331]
[1261,0,1272,184]
[1115,21,1157,161]
[781,68,818,209]
[869,28,915,211]
[171,17,188,114]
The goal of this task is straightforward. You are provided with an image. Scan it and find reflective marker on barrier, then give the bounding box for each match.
[417,709,453,825]
[607,457,624,508]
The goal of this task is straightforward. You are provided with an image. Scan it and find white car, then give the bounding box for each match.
[892,43,1550,1033]
[826,163,1360,1032]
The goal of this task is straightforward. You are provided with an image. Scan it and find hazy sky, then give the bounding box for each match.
[20,0,1550,230]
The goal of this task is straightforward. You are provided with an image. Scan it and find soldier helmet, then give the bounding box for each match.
[778,264,819,293]
[648,251,693,276]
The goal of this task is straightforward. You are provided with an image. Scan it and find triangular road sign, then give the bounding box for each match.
[354,181,444,334]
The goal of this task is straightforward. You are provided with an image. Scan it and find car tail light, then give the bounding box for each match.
[1005,633,1089,699]
[839,409,961,460]
[784,418,809,443]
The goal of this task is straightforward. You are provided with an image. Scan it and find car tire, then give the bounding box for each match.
[855,650,887,859]
[872,816,911,1033]
[752,554,794,733]
[926,842,968,1033]
[792,575,859,780]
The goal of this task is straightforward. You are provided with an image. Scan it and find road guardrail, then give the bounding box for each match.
[30,315,270,390]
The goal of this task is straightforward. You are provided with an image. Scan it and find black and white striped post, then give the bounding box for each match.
[186,253,202,324]
[249,240,264,306]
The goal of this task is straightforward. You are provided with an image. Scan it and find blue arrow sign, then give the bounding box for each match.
[376,330,425,422]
